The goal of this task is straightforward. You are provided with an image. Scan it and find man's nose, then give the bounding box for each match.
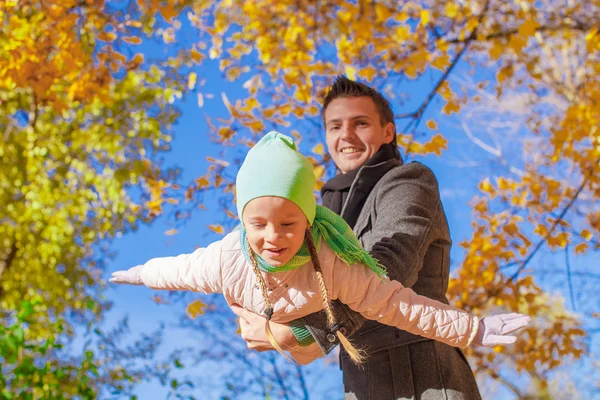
[340,124,356,140]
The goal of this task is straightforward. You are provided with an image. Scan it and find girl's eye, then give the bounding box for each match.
[252,223,266,229]
[281,222,295,227]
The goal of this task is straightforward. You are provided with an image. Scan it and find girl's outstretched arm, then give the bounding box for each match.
[110,238,224,294]
[331,258,529,348]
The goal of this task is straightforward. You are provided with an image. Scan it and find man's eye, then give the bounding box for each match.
[329,125,341,131]
[357,121,368,126]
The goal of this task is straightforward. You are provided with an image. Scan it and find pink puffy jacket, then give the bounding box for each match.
[140,231,479,348]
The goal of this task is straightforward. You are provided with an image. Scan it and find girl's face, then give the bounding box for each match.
[242,196,309,266]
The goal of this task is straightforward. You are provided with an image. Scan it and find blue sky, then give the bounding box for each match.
[99,18,598,400]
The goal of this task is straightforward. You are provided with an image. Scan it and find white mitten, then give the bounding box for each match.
[471,313,531,347]
[109,265,144,286]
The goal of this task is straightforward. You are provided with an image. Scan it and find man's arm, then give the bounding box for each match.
[293,162,445,352]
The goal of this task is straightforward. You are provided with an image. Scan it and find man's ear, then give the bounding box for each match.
[383,122,395,144]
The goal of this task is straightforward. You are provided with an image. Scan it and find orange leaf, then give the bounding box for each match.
[191,48,204,64]
[574,242,588,255]
[195,176,210,189]
[206,156,230,167]
[122,36,142,45]
[186,299,206,319]
[426,119,438,130]
[98,31,117,42]
[208,224,225,235]
[164,228,178,236]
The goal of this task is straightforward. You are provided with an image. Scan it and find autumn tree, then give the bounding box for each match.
[153,0,598,397]
[0,0,198,397]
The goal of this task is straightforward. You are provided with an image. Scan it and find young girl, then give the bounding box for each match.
[110,131,530,364]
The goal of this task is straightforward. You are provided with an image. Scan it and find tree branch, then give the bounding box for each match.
[508,164,596,282]
[0,239,18,298]
[445,21,596,44]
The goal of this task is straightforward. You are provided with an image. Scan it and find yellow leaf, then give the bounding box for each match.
[375,4,393,22]
[423,134,448,156]
[574,242,588,255]
[98,31,117,42]
[195,176,210,189]
[358,66,377,81]
[420,10,430,26]
[217,127,235,141]
[312,143,325,155]
[426,119,438,130]
[125,20,142,28]
[344,65,357,80]
[164,228,178,236]
[518,19,538,38]
[313,165,325,180]
[162,27,176,44]
[208,224,225,235]
[479,178,495,195]
[187,72,197,90]
[445,2,460,18]
[442,99,460,115]
[431,53,451,71]
[489,41,504,60]
[580,229,593,241]
[186,299,206,319]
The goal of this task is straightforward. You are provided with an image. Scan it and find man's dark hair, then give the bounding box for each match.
[321,75,395,129]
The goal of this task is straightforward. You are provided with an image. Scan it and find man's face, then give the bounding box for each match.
[324,96,395,173]
[242,196,308,267]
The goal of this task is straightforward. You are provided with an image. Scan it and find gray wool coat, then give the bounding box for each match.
[298,159,482,400]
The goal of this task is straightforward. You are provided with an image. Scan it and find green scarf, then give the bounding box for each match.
[240,205,387,279]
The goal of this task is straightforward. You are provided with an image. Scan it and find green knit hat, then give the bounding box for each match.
[236,131,317,223]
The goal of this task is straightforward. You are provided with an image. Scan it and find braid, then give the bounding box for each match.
[304,229,367,364]
[246,240,295,363]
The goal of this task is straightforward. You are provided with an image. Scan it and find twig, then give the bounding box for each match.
[564,240,577,311]
[295,363,310,400]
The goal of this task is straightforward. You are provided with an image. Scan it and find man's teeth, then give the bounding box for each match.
[341,148,362,154]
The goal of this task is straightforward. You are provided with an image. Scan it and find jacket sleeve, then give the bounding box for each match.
[290,163,446,352]
[332,260,479,349]
[368,162,443,288]
[139,239,223,294]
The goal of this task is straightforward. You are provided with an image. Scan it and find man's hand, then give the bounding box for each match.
[231,304,324,365]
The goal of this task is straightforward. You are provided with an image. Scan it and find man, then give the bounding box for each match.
[232,76,482,399]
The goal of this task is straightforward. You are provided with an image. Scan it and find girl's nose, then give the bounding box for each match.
[265,226,282,242]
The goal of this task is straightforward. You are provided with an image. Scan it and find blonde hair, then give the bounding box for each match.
[247,241,295,363]
[303,229,366,365]
[246,231,367,365]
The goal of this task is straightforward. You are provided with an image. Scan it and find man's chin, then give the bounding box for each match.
[337,158,367,173]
